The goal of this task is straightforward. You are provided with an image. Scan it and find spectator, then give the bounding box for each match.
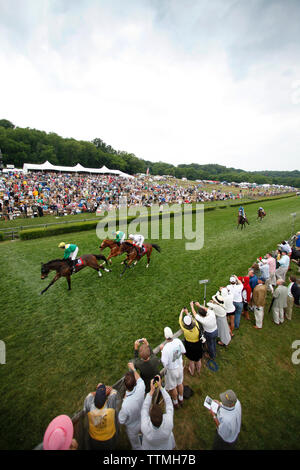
[118,363,145,450]
[208,389,242,450]
[43,415,78,450]
[285,275,300,320]
[252,279,268,329]
[272,279,289,325]
[296,232,300,251]
[238,276,251,320]
[160,327,186,409]
[220,286,236,336]
[178,308,203,376]
[133,338,161,394]
[141,376,176,450]
[83,382,119,450]
[257,258,270,283]
[207,293,231,347]
[190,302,218,360]
[265,253,276,292]
[275,250,290,282]
[227,275,244,330]
[248,270,259,291]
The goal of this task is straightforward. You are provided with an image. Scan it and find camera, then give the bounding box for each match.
[200,334,206,344]
[153,375,160,386]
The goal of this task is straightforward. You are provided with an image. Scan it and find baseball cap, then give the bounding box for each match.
[94,384,106,409]
[219,389,237,407]
[164,327,173,339]
[230,276,236,283]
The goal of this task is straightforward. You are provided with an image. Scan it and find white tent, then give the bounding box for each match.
[22,161,135,178]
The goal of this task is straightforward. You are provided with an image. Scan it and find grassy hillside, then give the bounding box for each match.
[0,196,299,450]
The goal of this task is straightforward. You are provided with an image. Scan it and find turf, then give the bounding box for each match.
[0,196,300,450]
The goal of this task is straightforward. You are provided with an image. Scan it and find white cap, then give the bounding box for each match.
[164,327,173,339]
[183,316,192,326]
[230,276,236,283]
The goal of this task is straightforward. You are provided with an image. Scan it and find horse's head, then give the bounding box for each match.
[41,262,50,279]
[100,239,109,250]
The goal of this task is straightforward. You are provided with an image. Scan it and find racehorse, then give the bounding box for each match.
[257,209,266,221]
[99,239,124,264]
[119,241,161,276]
[40,254,110,294]
[237,214,250,230]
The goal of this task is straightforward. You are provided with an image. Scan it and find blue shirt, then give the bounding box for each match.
[249,275,258,291]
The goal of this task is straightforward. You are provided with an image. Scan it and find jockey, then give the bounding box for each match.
[113,230,126,245]
[128,233,145,254]
[58,242,78,273]
[239,206,245,218]
[259,207,264,212]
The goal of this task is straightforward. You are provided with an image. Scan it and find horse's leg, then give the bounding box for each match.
[40,273,61,295]
[146,248,152,268]
[66,274,71,290]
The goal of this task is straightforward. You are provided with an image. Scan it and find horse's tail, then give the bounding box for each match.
[151,244,161,253]
[93,254,108,264]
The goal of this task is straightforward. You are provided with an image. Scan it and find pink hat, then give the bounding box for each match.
[43,415,74,450]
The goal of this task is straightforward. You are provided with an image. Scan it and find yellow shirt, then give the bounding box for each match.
[179,314,200,343]
[88,407,116,442]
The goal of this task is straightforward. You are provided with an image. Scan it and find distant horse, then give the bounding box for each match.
[237,215,250,230]
[40,254,110,294]
[99,239,125,265]
[119,241,161,277]
[257,209,266,221]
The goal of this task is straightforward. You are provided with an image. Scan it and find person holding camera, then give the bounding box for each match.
[160,327,186,409]
[179,307,203,376]
[140,376,176,450]
[118,363,145,450]
[133,338,161,393]
[190,301,218,360]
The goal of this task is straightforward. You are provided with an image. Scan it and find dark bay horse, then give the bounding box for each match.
[237,215,250,230]
[257,209,266,221]
[119,241,161,276]
[99,239,125,264]
[40,254,109,294]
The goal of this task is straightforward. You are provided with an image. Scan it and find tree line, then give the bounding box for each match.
[0,119,299,187]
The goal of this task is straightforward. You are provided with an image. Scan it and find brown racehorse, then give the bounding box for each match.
[120,241,161,277]
[237,214,250,230]
[40,254,110,294]
[99,239,125,265]
[257,209,266,221]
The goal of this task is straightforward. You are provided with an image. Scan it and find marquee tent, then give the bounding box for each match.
[22,161,134,178]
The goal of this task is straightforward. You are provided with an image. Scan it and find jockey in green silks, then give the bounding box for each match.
[58,242,78,272]
[113,231,126,246]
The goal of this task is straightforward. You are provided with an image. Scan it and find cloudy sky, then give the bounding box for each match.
[1,0,300,171]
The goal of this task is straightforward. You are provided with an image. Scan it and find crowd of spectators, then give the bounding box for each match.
[0,170,291,221]
[37,233,300,452]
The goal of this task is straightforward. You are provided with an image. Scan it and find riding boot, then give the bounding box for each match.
[72,259,76,274]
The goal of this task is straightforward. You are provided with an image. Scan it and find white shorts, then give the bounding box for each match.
[164,366,183,391]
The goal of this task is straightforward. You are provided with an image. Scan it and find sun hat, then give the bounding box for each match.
[94,384,107,409]
[164,327,173,339]
[212,293,225,306]
[43,415,74,450]
[219,390,237,407]
[183,315,194,330]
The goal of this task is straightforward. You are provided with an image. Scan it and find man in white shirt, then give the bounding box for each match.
[141,376,175,450]
[227,275,244,330]
[160,327,186,409]
[190,301,218,359]
[118,363,145,450]
[208,389,242,450]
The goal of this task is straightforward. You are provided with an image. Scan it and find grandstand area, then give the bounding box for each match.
[0,194,300,450]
